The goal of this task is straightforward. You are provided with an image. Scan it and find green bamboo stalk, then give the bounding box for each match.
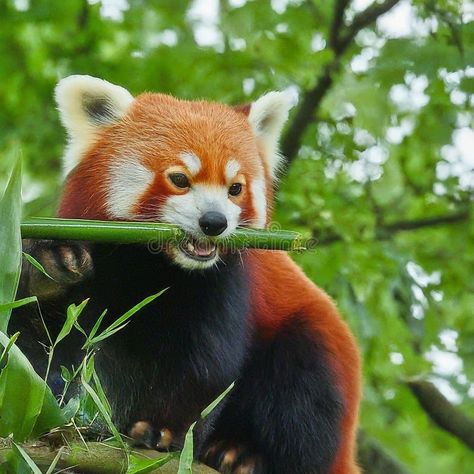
[21,217,307,251]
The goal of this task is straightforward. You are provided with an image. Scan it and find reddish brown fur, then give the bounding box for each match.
[59,94,265,223]
[247,251,361,473]
[57,91,361,473]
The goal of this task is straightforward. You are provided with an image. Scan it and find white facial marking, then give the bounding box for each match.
[251,178,267,228]
[106,159,153,219]
[225,160,241,181]
[160,184,241,238]
[180,152,201,176]
[160,184,242,269]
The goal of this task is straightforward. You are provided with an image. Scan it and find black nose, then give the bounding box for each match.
[199,211,228,236]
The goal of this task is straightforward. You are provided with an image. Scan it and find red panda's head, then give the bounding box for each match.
[55,75,296,269]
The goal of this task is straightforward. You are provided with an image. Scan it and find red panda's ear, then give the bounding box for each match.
[55,75,134,174]
[246,90,298,180]
[233,103,251,116]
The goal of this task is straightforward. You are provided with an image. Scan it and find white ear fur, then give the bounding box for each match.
[248,90,297,180]
[55,75,134,174]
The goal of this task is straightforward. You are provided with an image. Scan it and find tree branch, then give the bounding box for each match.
[329,0,350,49]
[406,379,474,451]
[313,209,470,246]
[77,0,90,29]
[382,210,470,233]
[281,0,402,168]
[337,0,401,52]
[280,66,335,166]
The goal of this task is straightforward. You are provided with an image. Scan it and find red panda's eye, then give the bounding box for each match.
[229,183,242,196]
[169,173,190,189]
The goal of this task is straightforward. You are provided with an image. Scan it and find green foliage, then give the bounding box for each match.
[8,440,43,474]
[0,331,70,442]
[0,155,70,448]
[0,0,473,472]
[0,153,22,333]
[22,252,55,281]
[0,154,171,471]
[127,452,178,474]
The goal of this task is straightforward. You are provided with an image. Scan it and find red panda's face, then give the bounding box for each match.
[55,76,296,270]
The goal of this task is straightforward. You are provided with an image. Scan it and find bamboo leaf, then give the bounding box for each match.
[81,356,125,449]
[92,370,112,416]
[55,299,89,346]
[127,452,177,474]
[84,308,108,347]
[0,153,22,333]
[0,332,68,441]
[88,291,165,347]
[0,332,20,372]
[200,382,234,419]
[81,378,125,449]
[73,320,87,338]
[11,440,43,474]
[177,382,234,474]
[60,365,72,383]
[87,322,131,346]
[45,446,65,474]
[177,421,196,474]
[101,291,165,334]
[22,252,55,281]
[0,297,37,313]
[61,396,80,421]
[83,354,95,384]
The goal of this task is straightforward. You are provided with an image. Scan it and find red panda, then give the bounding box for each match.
[13,75,361,474]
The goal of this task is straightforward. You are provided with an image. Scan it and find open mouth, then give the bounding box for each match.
[179,237,217,262]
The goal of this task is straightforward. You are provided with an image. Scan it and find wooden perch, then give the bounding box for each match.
[0,435,412,474]
[0,440,218,474]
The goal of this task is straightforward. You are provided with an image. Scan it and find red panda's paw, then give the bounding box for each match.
[23,240,93,298]
[202,441,265,474]
[128,421,174,451]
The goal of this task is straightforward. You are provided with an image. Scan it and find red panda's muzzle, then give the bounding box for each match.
[179,238,218,261]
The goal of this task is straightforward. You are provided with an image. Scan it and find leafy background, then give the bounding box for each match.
[0,0,473,472]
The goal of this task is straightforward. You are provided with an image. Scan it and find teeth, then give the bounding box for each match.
[181,238,218,259]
